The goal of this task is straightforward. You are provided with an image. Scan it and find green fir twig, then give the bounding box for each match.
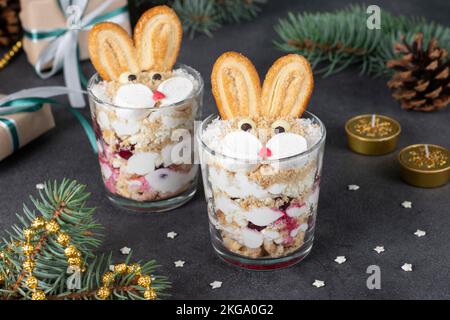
[0,179,170,300]
[134,0,267,38]
[274,4,450,77]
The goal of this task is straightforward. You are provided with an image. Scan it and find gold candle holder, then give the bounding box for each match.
[345,114,401,155]
[398,144,449,188]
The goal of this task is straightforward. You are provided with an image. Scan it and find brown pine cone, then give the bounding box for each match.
[0,0,21,46]
[387,33,450,112]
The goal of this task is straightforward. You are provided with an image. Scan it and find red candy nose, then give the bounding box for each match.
[258,146,272,158]
[153,90,165,101]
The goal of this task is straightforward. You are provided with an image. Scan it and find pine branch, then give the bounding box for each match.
[274,4,450,77]
[47,253,170,300]
[134,0,267,38]
[173,0,220,38]
[0,179,170,300]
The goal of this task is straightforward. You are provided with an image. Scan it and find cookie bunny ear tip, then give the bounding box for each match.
[88,22,139,81]
[261,53,314,118]
[134,5,183,72]
[211,52,261,120]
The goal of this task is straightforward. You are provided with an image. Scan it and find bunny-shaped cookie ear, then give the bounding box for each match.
[88,22,139,81]
[211,52,261,120]
[134,5,183,72]
[261,54,314,118]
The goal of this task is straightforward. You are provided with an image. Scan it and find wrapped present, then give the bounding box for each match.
[19,0,130,107]
[0,95,55,161]
[20,0,130,65]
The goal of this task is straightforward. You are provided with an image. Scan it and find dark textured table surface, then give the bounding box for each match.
[1,0,449,300]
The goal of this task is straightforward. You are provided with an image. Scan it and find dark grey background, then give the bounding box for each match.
[1,0,449,299]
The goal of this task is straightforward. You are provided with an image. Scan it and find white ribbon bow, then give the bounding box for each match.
[33,0,128,108]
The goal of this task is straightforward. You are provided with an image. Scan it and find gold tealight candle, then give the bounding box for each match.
[345,114,401,155]
[398,144,450,188]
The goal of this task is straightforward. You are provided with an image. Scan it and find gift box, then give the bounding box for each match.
[0,95,55,161]
[19,0,130,66]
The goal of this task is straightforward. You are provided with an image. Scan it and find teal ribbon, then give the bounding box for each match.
[22,1,129,107]
[0,118,20,151]
[23,5,128,41]
[0,98,97,153]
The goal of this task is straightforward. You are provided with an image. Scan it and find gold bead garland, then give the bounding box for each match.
[25,275,38,289]
[97,263,157,300]
[144,288,157,300]
[45,220,60,233]
[31,290,46,300]
[18,215,85,300]
[31,217,46,229]
[56,232,70,246]
[97,286,111,300]
[0,40,22,71]
[113,263,127,274]
[3,214,158,300]
[137,274,152,287]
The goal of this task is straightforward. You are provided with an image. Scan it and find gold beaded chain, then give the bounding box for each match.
[1,217,158,300]
[18,215,85,300]
[97,263,157,300]
[0,40,22,70]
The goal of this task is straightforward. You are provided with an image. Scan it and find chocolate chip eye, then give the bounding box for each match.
[237,119,256,132]
[274,126,285,134]
[241,123,252,131]
[152,73,162,81]
[271,119,291,134]
[128,74,137,82]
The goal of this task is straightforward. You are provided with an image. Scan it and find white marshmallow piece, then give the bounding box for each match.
[97,111,110,129]
[215,196,240,215]
[286,204,308,217]
[145,166,197,193]
[246,208,283,227]
[114,83,155,120]
[241,228,263,249]
[158,76,194,106]
[126,152,159,175]
[267,183,285,195]
[290,223,308,237]
[100,163,112,180]
[222,131,262,160]
[266,132,308,160]
[261,229,280,240]
[111,119,140,136]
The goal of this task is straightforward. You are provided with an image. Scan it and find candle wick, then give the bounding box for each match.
[371,114,376,127]
[425,144,430,158]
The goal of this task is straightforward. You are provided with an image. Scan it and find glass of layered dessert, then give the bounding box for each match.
[87,6,203,212]
[198,52,325,269]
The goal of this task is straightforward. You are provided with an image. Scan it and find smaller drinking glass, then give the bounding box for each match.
[88,64,204,212]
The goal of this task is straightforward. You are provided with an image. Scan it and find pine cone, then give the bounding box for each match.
[0,0,21,46]
[387,33,450,112]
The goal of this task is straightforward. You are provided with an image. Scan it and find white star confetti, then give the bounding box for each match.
[334,256,347,264]
[109,265,115,272]
[374,246,385,254]
[347,184,360,191]
[174,260,185,268]
[36,183,45,190]
[312,280,325,288]
[401,201,412,208]
[167,231,178,239]
[120,247,131,255]
[414,229,426,237]
[210,281,222,289]
[401,263,413,272]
